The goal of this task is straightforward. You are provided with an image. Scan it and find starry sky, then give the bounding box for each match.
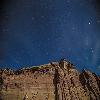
[0,0,100,74]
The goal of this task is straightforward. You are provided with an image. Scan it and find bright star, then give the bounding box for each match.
[89,22,91,25]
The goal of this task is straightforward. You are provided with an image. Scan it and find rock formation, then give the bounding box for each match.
[0,59,100,100]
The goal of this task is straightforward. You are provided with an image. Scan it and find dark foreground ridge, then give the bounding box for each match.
[0,59,100,100]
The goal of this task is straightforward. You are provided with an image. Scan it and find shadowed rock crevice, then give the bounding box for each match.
[92,73,100,90]
[79,70,100,100]
[53,68,59,100]
[0,70,3,100]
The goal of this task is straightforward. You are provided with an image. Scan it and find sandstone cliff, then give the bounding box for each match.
[0,59,100,100]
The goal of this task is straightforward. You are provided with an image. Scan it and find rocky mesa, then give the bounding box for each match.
[0,59,100,100]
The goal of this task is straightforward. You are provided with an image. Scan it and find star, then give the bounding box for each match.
[91,50,94,53]
[85,57,89,61]
[32,17,35,20]
[46,52,49,56]
[41,15,45,18]
[88,22,91,25]
[76,58,80,61]
[90,48,94,53]
[47,38,50,41]
[68,48,71,51]
[72,27,76,31]
[66,0,70,3]
[84,37,89,46]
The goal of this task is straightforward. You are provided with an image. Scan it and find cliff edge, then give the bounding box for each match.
[0,59,100,100]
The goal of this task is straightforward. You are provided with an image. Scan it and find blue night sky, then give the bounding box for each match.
[0,0,100,74]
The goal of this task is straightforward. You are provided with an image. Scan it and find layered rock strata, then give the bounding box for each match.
[0,59,100,100]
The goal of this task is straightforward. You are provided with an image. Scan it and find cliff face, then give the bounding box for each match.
[0,59,100,100]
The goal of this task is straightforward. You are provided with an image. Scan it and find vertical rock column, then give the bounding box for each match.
[53,60,72,100]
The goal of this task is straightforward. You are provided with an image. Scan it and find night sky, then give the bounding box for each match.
[0,0,100,74]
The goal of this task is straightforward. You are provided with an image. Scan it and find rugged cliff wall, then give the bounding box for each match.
[0,59,100,100]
